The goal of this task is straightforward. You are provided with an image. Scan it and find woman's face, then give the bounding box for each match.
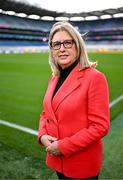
[51,30,77,69]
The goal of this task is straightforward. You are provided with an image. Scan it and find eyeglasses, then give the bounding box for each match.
[50,39,75,50]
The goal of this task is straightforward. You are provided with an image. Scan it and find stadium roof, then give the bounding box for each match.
[0,0,123,20]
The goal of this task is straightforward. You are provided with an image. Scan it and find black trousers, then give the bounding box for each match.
[56,172,99,180]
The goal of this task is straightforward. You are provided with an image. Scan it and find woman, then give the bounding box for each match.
[38,21,110,179]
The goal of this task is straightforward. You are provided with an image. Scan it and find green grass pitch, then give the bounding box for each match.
[0,52,123,179]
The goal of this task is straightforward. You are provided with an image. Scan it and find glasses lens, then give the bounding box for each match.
[64,40,73,48]
[50,41,61,50]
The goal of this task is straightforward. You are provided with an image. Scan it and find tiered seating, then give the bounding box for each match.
[0,13,54,31]
[75,18,123,32]
[0,13,123,48]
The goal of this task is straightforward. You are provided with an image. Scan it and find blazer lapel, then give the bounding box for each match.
[52,65,85,112]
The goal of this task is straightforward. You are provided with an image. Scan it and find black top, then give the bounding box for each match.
[53,60,78,97]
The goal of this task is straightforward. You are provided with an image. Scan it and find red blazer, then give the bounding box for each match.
[38,65,110,178]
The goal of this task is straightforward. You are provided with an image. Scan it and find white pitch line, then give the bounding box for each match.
[0,94,123,136]
[0,119,38,136]
[109,94,123,108]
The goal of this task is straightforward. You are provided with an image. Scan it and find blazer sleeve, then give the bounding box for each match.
[38,76,52,145]
[58,71,110,157]
[38,110,48,145]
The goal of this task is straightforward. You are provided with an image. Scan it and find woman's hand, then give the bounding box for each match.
[46,141,62,156]
[40,135,57,147]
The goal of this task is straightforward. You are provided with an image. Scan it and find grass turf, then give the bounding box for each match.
[0,52,123,179]
[1,112,123,179]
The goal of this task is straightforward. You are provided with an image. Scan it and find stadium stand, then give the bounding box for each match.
[0,0,123,52]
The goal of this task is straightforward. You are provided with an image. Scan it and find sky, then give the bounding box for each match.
[16,0,123,13]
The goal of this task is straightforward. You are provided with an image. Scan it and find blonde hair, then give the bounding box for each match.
[48,21,96,76]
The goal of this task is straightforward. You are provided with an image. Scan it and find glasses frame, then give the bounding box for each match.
[50,39,75,50]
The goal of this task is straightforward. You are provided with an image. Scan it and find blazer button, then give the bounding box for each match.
[47,119,49,123]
